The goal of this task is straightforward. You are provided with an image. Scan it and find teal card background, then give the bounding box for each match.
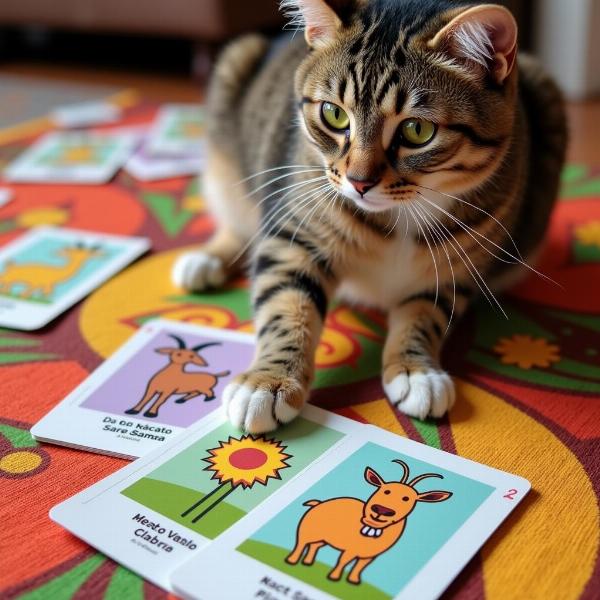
[0,233,125,303]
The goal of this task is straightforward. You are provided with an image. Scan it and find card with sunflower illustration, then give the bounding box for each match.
[4,129,139,184]
[50,406,361,591]
[146,104,205,156]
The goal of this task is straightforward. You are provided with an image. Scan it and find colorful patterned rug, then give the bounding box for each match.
[1,100,599,600]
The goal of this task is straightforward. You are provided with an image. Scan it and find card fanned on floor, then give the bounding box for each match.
[32,319,254,458]
[145,104,205,156]
[0,226,149,330]
[50,407,529,598]
[4,129,138,184]
[50,406,364,591]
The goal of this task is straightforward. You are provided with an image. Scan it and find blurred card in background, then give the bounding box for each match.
[125,140,205,181]
[146,104,205,156]
[4,130,139,184]
[51,101,122,128]
[0,188,13,208]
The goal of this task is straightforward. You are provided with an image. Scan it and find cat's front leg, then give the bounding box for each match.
[223,236,336,433]
[382,291,468,419]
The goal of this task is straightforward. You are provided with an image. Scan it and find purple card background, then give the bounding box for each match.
[80,329,254,427]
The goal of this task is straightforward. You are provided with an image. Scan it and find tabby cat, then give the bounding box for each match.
[172,0,567,433]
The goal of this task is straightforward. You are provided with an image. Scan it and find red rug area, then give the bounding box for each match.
[1,101,599,599]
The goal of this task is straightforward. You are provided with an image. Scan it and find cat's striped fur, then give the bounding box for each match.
[172,0,567,433]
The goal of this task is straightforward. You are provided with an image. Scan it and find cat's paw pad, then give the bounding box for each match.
[223,373,306,433]
[171,251,226,291]
[384,368,455,420]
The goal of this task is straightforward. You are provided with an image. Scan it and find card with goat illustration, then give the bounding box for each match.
[0,226,149,330]
[32,318,254,457]
[172,426,529,600]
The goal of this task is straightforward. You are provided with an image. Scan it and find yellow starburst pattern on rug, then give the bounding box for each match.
[574,221,600,248]
[494,334,560,369]
[204,435,291,489]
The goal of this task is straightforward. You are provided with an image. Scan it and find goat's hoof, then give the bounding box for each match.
[125,409,140,415]
[384,367,455,419]
[223,372,307,434]
[347,578,361,586]
[205,395,216,401]
[143,411,158,418]
[175,399,186,404]
[171,251,226,291]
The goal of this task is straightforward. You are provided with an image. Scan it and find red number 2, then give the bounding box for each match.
[503,489,518,500]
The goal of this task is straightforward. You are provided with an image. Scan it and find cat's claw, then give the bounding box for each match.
[171,251,226,291]
[384,368,455,420]
[223,374,306,433]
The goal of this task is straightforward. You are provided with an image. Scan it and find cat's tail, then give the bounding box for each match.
[206,34,269,144]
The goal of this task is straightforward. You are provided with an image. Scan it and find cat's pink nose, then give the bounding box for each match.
[348,176,380,196]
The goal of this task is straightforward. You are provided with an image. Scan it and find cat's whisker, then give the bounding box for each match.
[416,184,524,260]
[416,192,559,287]
[406,203,440,306]
[244,170,328,198]
[253,176,330,211]
[291,186,335,244]
[235,164,324,186]
[413,201,457,330]
[418,200,507,317]
[229,182,331,266]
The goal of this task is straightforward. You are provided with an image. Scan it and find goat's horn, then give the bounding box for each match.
[408,473,443,487]
[191,341,221,352]
[168,334,187,349]
[392,459,410,484]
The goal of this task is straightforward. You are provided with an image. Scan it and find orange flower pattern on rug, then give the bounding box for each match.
[494,335,561,369]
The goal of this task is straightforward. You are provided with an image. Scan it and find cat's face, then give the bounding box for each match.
[291,0,519,213]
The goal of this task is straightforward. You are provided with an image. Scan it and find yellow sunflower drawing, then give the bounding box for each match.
[181,435,291,524]
[204,435,291,488]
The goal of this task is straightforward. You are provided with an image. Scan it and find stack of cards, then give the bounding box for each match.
[33,318,530,599]
[0,227,149,330]
[124,105,205,181]
[49,402,530,599]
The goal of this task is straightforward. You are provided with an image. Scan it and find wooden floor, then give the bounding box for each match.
[1,61,598,164]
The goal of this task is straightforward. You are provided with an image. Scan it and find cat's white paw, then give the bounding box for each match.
[384,369,455,420]
[171,251,226,291]
[223,374,305,434]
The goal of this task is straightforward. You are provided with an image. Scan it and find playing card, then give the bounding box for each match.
[171,425,530,600]
[0,187,13,208]
[4,130,139,184]
[124,141,205,181]
[49,406,362,590]
[32,319,255,458]
[0,226,149,330]
[51,101,122,128]
[146,104,205,156]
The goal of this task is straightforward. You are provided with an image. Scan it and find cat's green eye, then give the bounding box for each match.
[321,102,350,131]
[401,118,437,147]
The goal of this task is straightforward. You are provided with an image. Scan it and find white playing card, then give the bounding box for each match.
[4,130,139,184]
[49,406,363,591]
[0,187,13,208]
[0,226,149,330]
[32,319,255,458]
[171,425,530,600]
[51,101,122,128]
[124,142,205,181]
[146,104,205,156]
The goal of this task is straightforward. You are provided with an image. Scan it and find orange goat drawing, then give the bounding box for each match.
[125,334,230,418]
[286,460,452,585]
[0,243,103,300]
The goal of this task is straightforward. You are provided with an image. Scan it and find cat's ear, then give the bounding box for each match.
[281,0,345,49]
[428,4,518,84]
